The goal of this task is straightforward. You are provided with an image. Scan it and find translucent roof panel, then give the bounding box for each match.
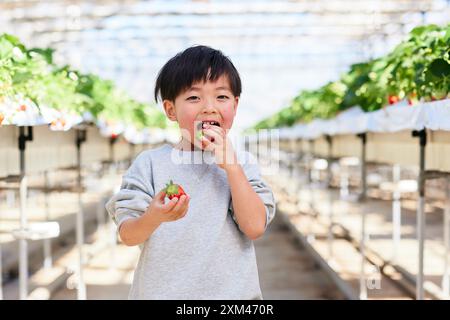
[1,0,449,130]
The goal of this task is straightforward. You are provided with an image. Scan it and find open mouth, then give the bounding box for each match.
[201,120,220,128]
[195,120,220,143]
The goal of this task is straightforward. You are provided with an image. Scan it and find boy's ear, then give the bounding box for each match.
[162,100,177,121]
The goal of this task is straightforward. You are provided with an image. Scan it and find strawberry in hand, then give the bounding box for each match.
[164,180,187,200]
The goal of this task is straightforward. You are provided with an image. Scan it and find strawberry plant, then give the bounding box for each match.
[384,24,449,103]
[254,23,450,130]
[0,33,167,130]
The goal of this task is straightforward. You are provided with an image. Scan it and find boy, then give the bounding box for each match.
[105,45,276,300]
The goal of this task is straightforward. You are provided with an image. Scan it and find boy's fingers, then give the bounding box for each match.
[171,197,190,218]
[205,125,225,136]
[206,125,226,140]
[176,197,190,216]
[202,136,215,152]
[203,128,223,144]
[154,190,167,202]
[174,209,188,220]
[172,195,188,214]
[174,202,189,220]
[161,197,179,212]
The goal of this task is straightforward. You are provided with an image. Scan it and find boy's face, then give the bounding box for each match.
[163,74,239,149]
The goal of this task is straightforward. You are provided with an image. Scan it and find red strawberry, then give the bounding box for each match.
[19,104,26,111]
[388,95,399,105]
[164,180,187,200]
[408,93,417,106]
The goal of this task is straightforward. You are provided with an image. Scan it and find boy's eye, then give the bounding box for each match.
[187,96,199,101]
[218,95,229,99]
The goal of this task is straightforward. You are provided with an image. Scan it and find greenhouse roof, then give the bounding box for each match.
[1,0,449,130]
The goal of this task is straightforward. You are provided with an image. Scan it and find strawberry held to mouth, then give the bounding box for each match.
[164,180,187,200]
[196,120,220,143]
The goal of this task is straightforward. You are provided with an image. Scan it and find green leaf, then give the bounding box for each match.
[12,71,32,84]
[1,33,21,46]
[429,58,450,78]
[28,48,55,64]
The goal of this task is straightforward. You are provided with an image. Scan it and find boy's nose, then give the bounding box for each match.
[202,104,218,113]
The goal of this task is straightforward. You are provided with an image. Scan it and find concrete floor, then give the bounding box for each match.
[255,213,344,300]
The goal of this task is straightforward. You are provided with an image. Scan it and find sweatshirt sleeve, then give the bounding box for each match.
[105,151,155,229]
[228,151,276,231]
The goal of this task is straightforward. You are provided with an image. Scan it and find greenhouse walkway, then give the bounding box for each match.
[49,207,344,300]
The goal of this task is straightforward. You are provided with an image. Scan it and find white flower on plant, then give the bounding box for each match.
[82,111,94,122]
[9,95,43,126]
[98,117,124,138]
[46,108,83,131]
[12,47,25,60]
[68,72,78,81]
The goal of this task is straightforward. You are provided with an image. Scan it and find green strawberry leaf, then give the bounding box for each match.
[429,58,450,78]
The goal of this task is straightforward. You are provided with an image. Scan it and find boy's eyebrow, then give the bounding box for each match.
[186,86,232,91]
[215,86,232,91]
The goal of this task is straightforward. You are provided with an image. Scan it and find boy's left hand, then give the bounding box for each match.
[201,124,237,170]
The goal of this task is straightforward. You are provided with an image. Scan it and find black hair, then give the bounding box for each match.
[154,45,242,102]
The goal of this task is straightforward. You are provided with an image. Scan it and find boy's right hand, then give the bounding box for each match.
[145,190,190,223]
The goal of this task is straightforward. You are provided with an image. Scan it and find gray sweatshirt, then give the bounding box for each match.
[105,143,276,300]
